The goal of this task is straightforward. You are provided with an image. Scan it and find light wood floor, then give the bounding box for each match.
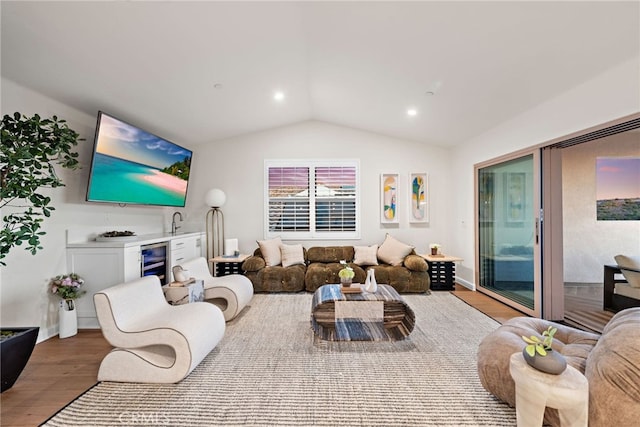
[0,287,522,427]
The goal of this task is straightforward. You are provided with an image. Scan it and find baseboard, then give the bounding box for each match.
[38,325,59,343]
[456,277,475,291]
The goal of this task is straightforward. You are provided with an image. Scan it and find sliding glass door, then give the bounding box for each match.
[476,152,541,316]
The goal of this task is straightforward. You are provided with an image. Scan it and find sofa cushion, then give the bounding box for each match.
[306,246,355,264]
[403,254,428,272]
[586,307,640,427]
[377,234,414,266]
[242,252,266,272]
[614,254,640,288]
[281,244,305,267]
[353,245,379,266]
[257,237,282,266]
[305,261,366,292]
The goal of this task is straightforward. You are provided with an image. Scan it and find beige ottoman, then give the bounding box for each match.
[477,317,599,426]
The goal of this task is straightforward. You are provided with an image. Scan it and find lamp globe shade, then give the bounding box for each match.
[205,188,226,208]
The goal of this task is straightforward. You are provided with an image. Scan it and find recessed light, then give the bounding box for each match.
[274,91,285,101]
[407,108,417,117]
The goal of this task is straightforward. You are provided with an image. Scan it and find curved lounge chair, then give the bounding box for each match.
[94,275,225,383]
[179,257,254,321]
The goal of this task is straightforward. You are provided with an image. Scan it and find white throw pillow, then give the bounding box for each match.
[614,254,640,288]
[353,245,379,266]
[281,244,305,267]
[377,234,414,266]
[257,237,283,266]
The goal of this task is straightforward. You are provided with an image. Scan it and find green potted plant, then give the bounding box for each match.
[338,260,355,287]
[1,327,39,392]
[521,326,567,374]
[0,112,83,390]
[429,243,441,256]
[1,112,83,265]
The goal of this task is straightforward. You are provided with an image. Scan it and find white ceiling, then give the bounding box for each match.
[2,1,638,148]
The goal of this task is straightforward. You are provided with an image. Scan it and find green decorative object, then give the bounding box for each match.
[338,260,355,286]
[0,112,83,265]
[522,325,557,357]
[521,325,567,375]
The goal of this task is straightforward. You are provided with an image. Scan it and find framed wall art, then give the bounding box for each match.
[409,172,428,223]
[381,173,399,224]
[596,156,640,221]
[505,172,525,224]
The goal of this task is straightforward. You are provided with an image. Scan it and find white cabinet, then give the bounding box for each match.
[66,232,204,328]
[169,234,205,280]
[67,245,141,328]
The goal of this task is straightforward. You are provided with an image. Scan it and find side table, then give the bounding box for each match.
[420,254,463,291]
[509,352,588,427]
[162,280,205,305]
[209,254,249,277]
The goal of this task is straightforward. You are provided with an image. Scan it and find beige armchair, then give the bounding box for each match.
[94,275,225,383]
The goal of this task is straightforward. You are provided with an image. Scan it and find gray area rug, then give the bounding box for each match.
[43,292,516,426]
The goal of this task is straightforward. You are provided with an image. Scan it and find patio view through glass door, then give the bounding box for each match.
[477,153,540,316]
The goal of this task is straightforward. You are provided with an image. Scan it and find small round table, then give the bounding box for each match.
[509,352,588,427]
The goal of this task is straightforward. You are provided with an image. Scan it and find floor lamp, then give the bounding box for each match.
[205,188,226,267]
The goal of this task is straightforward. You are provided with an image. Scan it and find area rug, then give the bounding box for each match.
[43,292,515,426]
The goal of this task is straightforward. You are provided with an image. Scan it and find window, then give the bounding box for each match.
[265,160,359,239]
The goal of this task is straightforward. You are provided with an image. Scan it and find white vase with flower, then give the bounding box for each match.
[49,273,85,339]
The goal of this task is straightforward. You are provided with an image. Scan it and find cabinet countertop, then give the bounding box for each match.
[66,231,204,248]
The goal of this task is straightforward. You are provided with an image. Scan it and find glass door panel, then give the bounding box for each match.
[477,153,540,316]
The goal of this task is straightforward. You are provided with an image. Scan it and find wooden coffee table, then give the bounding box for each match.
[310,284,415,341]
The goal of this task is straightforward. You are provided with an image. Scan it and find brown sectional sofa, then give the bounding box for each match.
[242,245,430,293]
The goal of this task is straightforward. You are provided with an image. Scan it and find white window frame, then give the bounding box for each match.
[264,159,360,240]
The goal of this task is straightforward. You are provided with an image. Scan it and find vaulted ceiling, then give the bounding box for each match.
[2,1,638,147]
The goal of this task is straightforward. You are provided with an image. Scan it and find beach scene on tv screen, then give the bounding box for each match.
[87,114,192,206]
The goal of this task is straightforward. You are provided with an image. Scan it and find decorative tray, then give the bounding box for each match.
[95,230,137,242]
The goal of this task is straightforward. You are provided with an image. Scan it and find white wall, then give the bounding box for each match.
[1,78,178,340]
[1,78,453,340]
[450,58,640,289]
[562,131,640,282]
[183,120,452,254]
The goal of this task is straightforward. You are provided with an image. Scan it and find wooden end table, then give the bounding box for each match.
[420,254,463,291]
[209,254,250,277]
[310,284,415,341]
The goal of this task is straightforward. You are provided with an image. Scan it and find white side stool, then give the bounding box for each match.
[509,352,588,427]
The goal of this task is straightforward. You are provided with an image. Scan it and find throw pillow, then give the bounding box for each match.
[377,234,414,266]
[353,245,379,266]
[281,244,305,267]
[257,237,283,266]
[614,254,640,288]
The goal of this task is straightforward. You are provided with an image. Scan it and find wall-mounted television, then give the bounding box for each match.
[86,111,193,207]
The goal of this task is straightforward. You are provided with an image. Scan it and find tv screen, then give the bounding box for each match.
[86,111,192,207]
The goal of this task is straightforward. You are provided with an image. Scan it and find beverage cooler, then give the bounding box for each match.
[140,242,169,285]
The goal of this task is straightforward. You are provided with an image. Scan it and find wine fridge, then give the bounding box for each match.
[140,242,169,285]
